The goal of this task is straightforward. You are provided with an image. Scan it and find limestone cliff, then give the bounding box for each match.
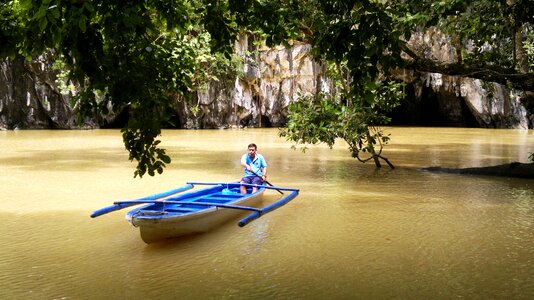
[0,53,77,129]
[0,32,531,130]
[176,35,328,129]
[394,28,530,129]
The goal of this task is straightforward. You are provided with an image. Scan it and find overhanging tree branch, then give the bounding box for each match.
[399,42,534,91]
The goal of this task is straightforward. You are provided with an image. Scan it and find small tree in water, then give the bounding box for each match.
[280,77,404,169]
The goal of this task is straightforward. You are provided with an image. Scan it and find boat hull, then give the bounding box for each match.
[127,186,264,243]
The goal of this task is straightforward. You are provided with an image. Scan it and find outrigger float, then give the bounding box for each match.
[90,182,299,243]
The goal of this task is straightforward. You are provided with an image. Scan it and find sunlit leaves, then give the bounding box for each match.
[281,80,404,165]
[281,93,341,149]
[122,128,171,177]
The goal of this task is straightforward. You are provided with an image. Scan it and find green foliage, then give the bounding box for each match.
[271,0,533,165]
[281,80,404,164]
[229,0,303,47]
[308,0,409,83]
[241,0,410,167]
[391,0,534,70]
[2,0,242,177]
[281,93,341,149]
[3,0,534,174]
[525,28,534,72]
[0,1,22,58]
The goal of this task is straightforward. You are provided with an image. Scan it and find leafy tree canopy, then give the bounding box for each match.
[2,0,240,177]
[233,0,534,165]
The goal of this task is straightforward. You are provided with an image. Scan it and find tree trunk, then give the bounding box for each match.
[452,33,462,64]
[366,131,382,168]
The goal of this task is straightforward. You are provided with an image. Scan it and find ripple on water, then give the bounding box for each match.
[2,128,534,299]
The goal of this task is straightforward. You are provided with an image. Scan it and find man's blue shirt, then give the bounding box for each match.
[241,153,267,177]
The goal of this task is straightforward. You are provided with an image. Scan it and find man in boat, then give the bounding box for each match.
[240,143,268,194]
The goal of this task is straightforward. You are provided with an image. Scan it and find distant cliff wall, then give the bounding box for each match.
[1,32,531,130]
[175,35,329,129]
[393,28,530,129]
[0,53,78,129]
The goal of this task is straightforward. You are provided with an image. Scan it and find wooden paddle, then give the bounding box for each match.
[187,182,299,192]
[248,166,284,195]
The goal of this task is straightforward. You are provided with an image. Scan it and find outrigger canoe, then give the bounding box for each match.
[91,182,299,243]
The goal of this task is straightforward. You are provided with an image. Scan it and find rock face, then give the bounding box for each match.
[393,28,530,128]
[176,35,328,129]
[0,53,76,130]
[0,31,531,129]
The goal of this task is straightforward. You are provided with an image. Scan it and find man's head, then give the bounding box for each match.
[247,143,257,157]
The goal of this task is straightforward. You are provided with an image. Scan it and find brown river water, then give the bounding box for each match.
[1,127,533,299]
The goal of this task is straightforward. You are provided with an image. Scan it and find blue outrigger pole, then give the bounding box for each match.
[187,182,300,226]
[91,182,299,227]
[238,190,299,227]
[90,183,194,218]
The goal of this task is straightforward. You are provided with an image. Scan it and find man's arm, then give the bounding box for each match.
[261,166,268,180]
[241,155,254,172]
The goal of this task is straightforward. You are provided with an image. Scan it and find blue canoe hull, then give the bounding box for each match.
[126,184,265,243]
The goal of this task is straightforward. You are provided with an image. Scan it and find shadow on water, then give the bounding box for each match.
[0,147,129,171]
[2,127,531,175]
[141,233,207,250]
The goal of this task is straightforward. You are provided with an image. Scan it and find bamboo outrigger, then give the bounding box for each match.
[91,182,299,243]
